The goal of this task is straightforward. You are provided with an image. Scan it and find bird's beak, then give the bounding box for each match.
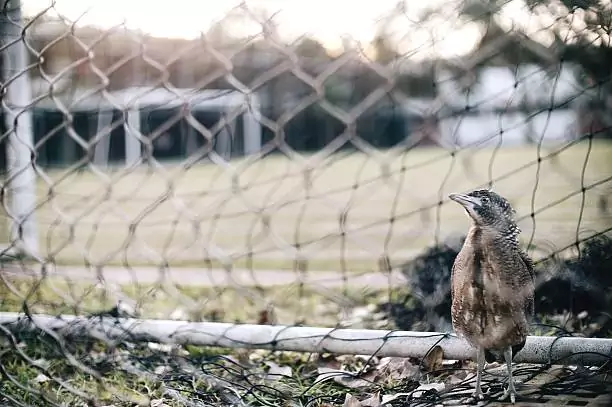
[449,192,482,209]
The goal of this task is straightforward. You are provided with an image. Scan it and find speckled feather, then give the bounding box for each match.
[450,190,535,362]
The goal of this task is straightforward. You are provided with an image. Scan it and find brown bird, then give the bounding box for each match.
[448,189,535,404]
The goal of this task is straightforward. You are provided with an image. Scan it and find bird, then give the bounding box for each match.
[448,189,535,404]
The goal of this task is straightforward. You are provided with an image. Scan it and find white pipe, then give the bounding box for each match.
[0,313,610,366]
[1,0,39,258]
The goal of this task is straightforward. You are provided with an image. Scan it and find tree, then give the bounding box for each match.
[446,0,612,137]
[294,37,329,60]
[371,32,399,65]
[522,0,612,81]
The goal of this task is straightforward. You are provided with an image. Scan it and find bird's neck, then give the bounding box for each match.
[467,221,521,250]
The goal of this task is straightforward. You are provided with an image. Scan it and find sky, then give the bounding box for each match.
[21,0,540,58]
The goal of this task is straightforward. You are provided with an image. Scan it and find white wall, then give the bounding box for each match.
[436,64,582,147]
[441,111,578,148]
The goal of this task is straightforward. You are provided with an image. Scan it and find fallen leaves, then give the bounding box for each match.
[314,366,373,389]
[310,351,459,406]
[343,393,363,407]
[9,326,472,407]
[376,356,421,383]
[340,381,448,406]
[422,345,444,372]
[342,392,382,407]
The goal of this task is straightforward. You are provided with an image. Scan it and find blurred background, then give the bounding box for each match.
[1,0,611,406]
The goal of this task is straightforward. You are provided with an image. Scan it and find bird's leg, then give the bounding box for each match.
[474,346,486,399]
[500,346,517,404]
[470,347,486,401]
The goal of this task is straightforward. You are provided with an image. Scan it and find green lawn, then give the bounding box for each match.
[0,274,388,326]
[1,140,611,269]
[0,274,402,406]
[1,274,608,407]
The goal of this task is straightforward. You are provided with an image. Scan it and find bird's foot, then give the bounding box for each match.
[471,389,486,401]
[461,387,487,404]
[500,381,517,404]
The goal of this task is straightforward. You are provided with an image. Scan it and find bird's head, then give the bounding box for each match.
[448,189,517,232]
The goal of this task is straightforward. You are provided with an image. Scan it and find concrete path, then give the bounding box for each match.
[1,263,407,289]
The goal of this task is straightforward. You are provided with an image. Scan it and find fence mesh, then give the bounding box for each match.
[1,0,612,406]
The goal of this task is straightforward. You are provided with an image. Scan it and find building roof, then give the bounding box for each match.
[31,86,257,112]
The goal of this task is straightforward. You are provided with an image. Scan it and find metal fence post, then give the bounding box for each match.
[1,0,38,258]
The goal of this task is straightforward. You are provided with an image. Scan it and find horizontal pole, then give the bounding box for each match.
[0,313,610,366]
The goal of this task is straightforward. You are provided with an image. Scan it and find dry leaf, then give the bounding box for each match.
[442,359,461,368]
[248,349,269,364]
[360,391,381,407]
[264,361,292,380]
[257,304,277,325]
[33,374,50,383]
[336,354,378,373]
[154,365,171,375]
[343,393,362,407]
[377,357,420,382]
[314,367,352,385]
[422,345,444,372]
[445,372,466,386]
[314,367,371,389]
[147,342,173,353]
[381,393,410,405]
[229,349,252,366]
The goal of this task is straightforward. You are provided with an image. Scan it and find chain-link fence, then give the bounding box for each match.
[1,0,612,406]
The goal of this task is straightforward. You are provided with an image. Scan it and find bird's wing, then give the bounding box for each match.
[450,246,472,300]
[486,245,535,318]
[518,248,535,282]
[517,248,536,318]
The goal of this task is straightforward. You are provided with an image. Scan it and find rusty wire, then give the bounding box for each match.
[0,0,611,406]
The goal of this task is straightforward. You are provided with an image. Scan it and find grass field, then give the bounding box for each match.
[0,274,415,407]
[1,276,611,407]
[1,140,611,271]
[1,140,611,406]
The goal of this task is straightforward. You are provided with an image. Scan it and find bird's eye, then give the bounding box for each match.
[481,196,489,204]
